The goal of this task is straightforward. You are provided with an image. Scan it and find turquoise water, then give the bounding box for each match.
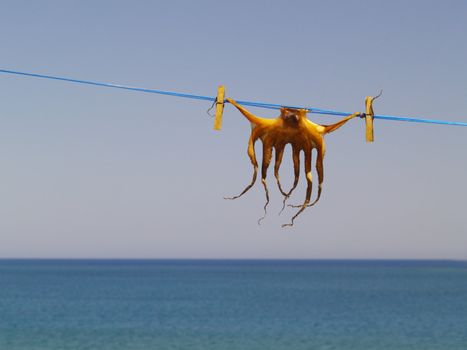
[0,260,466,349]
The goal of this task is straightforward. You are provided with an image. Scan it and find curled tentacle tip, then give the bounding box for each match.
[289,202,319,208]
[308,200,320,207]
[278,198,289,215]
[287,204,301,208]
[258,213,267,224]
[258,205,268,224]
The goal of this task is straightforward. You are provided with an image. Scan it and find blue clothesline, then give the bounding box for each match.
[1,68,466,127]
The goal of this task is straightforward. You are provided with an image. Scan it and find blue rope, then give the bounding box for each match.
[1,68,466,127]
[0,69,215,102]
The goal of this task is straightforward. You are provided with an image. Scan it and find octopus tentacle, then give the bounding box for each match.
[226,98,267,127]
[288,144,325,208]
[258,141,273,225]
[274,143,288,197]
[283,148,313,227]
[224,129,259,200]
[279,146,301,215]
[309,144,325,206]
[321,112,360,134]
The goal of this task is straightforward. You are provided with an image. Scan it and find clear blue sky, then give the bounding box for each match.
[1,0,466,259]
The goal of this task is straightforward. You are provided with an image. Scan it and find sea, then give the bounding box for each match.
[0,259,466,350]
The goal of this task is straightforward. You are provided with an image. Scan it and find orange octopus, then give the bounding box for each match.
[225,98,361,227]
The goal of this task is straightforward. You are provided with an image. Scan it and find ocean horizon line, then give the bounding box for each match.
[1,257,466,262]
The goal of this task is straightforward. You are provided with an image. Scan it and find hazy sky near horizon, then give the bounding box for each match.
[0,0,466,259]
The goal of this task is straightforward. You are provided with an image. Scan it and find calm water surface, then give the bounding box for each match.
[0,259,466,349]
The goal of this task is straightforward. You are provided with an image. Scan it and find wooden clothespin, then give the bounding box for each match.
[213,85,225,131]
[364,90,382,142]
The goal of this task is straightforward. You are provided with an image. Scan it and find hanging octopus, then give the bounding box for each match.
[225,98,361,227]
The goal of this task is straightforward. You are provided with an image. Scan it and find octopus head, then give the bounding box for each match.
[281,108,305,127]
